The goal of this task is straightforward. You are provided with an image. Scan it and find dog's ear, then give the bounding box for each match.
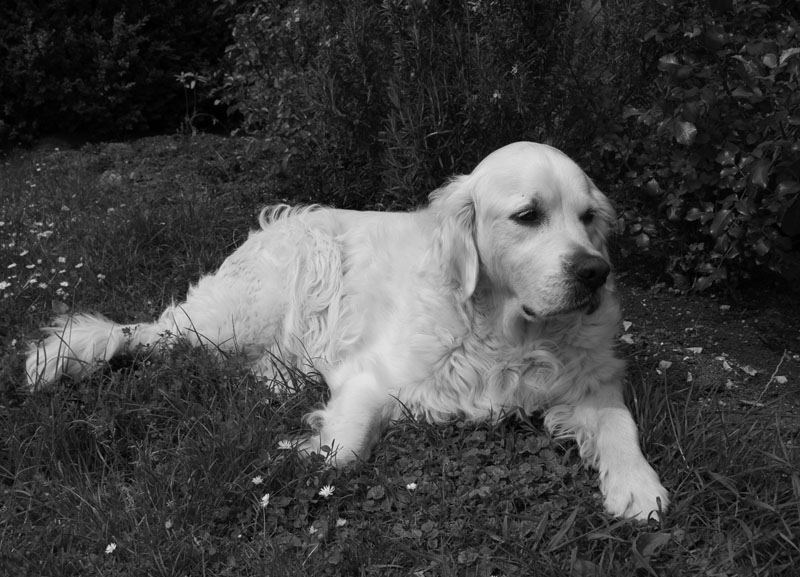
[588,179,617,258]
[429,176,479,300]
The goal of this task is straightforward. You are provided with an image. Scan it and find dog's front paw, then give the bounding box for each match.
[602,463,669,521]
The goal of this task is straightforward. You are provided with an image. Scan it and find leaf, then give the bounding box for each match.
[645,179,661,195]
[753,236,771,256]
[636,531,673,558]
[685,207,705,221]
[776,180,800,198]
[740,365,758,376]
[657,54,680,71]
[762,53,778,68]
[366,485,385,500]
[673,120,697,145]
[709,208,733,238]
[779,47,800,66]
[749,158,772,188]
[731,86,752,99]
[715,148,736,166]
[694,275,715,291]
[571,559,603,577]
[622,106,642,119]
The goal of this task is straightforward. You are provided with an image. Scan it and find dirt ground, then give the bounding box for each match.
[615,272,800,445]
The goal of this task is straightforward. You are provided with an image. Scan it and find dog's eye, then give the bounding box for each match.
[580,209,596,225]
[513,208,543,225]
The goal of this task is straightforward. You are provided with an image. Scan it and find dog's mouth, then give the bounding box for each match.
[522,291,602,320]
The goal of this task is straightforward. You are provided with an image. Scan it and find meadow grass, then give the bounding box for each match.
[1,135,798,576]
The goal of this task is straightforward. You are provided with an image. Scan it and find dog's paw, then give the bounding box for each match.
[602,463,669,521]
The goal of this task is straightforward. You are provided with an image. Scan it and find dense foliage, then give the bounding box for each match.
[219,0,658,205]
[603,1,800,287]
[0,0,230,145]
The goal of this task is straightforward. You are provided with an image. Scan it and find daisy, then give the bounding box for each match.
[318,484,335,498]
[406,482,418,491]
[260,493,270,508]
[251,475,263,485]
[105,542,117,554]
[277,439,293,450]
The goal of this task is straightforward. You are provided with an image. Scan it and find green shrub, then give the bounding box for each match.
[603,1,800,288]
[219,0,659,205]
[0,0,231,146]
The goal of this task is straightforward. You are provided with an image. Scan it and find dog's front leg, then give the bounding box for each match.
[545,384,669,520]
[301,369,393,466]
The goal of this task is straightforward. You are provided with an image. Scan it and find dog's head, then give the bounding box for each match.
[430,141,615,319]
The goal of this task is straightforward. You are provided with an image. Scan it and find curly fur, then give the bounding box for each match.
[25,142,668,520]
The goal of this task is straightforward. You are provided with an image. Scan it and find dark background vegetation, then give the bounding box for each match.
[1,0,799,287]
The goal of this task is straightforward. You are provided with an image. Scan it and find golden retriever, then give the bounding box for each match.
[25,142,668,520]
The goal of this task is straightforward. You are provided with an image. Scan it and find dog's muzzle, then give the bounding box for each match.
[572,252,610,291]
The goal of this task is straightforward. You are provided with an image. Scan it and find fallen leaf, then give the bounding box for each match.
[658,360,672,370]
[774,376,788,385]
[686,347,703,354]
[620,334,635,345]
[622,321,633,331]
[636,531,673,558]
[740,365,758,376]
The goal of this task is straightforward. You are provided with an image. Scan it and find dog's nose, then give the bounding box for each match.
[573,253,610,289]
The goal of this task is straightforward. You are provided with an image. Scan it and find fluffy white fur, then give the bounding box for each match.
[25,142,668,520]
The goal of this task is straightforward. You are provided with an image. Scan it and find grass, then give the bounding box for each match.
[1,134,798,576]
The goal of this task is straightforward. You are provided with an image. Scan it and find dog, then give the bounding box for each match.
[25,142,668,520]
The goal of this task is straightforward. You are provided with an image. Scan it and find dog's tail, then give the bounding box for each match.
[24,313,171,390]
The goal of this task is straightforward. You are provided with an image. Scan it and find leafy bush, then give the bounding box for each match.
[219,0,660,205]
[603,1,800,288]
[0,0,231,146]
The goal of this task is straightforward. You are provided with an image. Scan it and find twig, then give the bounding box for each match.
[753,350,788,407]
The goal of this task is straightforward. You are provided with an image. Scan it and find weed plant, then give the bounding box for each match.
[1,136,798,575]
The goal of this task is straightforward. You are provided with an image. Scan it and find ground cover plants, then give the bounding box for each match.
[1,135,798,576]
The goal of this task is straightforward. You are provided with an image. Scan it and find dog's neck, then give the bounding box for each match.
[468,281,529,344]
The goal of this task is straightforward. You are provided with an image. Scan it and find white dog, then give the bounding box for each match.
[25,142,668,520]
